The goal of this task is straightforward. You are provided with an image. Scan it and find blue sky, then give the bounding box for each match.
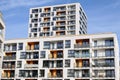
[0,0,120,42]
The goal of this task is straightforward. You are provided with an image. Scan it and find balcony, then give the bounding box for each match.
[54,7,66,11]
[49,50,63,59]
[74,39,90,48]
[19,70,38,78]
[26,42,39,50]
[4,43,17,52]
[2,70,15,78]
[2,62,15,69]
[48,69,63,78]
[44,8,51,13]
[74,59,90,68]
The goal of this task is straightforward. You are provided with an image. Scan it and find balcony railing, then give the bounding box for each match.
[74,44,90,48]
[24,64,38,68]
[93,44,114,48]
[48,73,63,78]
[92,63,114,67]
[2,65,15,69]
[92,74,115,77]
[3,56,16,60]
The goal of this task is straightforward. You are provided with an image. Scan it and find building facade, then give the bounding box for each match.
[1,33,119,80]
[0,12,5,79]
[28,3,87,38]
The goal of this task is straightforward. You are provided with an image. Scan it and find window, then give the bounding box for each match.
[18,43,23,50]
[51,22,54,26]
[53,17,56,21]
[43,61,49,67]
[43,41,50,49]
[34,43,39,50]
[40,51,46,58]
[82,50,89,57]
[68,50,74,57]
[57,51,63,58]
[105,40,114,46]
[65,40,71,48]
[105,59,114,67]
[105,49,114,57]
[94,40,97,46]
[94,50,97,57]
[33,52,39,59]
[39,70,45,77]
[20,52,26,59]
[17,61,22,68]
[82,60,89,67]
[67,69,74,77]
[57,41,63,49]
[65,59,70,67]
[106,70,115,77]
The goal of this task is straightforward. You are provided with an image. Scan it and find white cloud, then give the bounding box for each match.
[0,0,55,11]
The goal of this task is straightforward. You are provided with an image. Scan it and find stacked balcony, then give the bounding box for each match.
[48,69,63,78]
[92,69,115,79]
[74,59,90,68]
[49,50,63,59]
[2,62,15,69]
[93,38,114,49]
[67,69,90,79]
[43,41,63,50]
[3,52,16,61]
[4,43,17,52]
[19,70,38,78]
[24,60,38,69]
[26,42,39,51]
[68,50,90,58]
[74,39,90,48]
[2,70,15,79]
[43,60,63,68]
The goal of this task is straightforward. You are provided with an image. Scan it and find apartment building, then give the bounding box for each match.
[28,3,87,38]
[0,12,5,79]
[1,33,119,80]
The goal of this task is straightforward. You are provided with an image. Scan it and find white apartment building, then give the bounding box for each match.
[28,3,87,38]
[1,33,119,80]
[0,12,5,79]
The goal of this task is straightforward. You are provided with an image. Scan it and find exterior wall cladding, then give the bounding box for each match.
[0,3,119,80]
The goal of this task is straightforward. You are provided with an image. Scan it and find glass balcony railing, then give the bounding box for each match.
[92,63,114,67]
[3,56,16,60]
[74,44,90,48]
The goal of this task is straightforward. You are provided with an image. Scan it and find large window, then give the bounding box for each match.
[65,40,71,48]
[105,40,114,46]
[106,70,115,77]
[105,49,114,57]
[105,59,114,67]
